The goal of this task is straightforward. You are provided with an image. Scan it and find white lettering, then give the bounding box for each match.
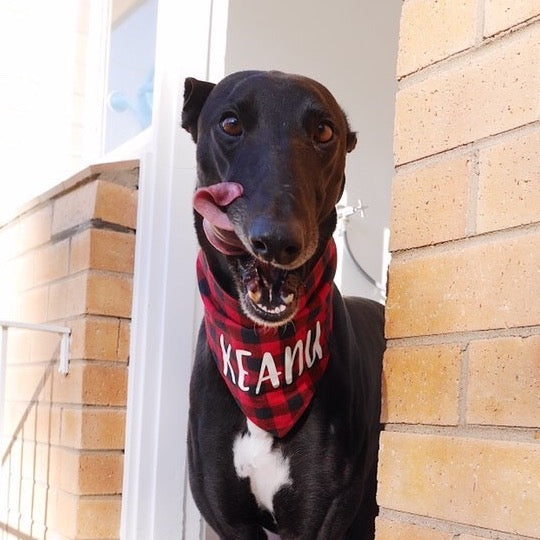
[235,349,251,391]
[312,321,323,362]
[305,328,313,368]
[219,321,324,393]
[305,321,323,368]
[256,352,281,394]
[284,339,304,384]
[220,334,236,384]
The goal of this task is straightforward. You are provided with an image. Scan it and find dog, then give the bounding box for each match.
[182,70,385,539]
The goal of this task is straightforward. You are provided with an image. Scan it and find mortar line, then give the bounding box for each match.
[389,221,540,262]
[397,17,540,89]
[385,324,540,348]
[466,149,480,237]
[382,423,540,444]
[394,120,540,174]
[458,341,470,427]
[378,508,538,540]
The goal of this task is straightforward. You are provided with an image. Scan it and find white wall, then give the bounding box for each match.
[224,0,401,300]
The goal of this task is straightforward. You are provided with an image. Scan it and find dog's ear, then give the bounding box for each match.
[181,77,216,142]
[346,131,357,153]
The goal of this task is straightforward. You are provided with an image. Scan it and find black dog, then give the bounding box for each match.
[182,71,385,539]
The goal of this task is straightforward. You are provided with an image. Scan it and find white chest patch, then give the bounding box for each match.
[233,419,292,513]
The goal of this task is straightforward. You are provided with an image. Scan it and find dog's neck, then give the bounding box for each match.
[196,240,337,437]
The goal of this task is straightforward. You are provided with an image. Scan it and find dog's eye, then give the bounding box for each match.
[220,115,243,136]
[314,122,334,144]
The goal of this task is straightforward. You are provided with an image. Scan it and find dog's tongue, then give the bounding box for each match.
[193,182,245,255]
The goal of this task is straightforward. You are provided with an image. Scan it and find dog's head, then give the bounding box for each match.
[182,70,356,326]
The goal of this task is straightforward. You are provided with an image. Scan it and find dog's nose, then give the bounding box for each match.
[249,219,303,266]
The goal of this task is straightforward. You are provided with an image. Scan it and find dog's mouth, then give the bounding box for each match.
[235,256,302,325]
[193,182,306,326]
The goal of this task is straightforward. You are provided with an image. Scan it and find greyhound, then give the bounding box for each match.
[182,70,385,539]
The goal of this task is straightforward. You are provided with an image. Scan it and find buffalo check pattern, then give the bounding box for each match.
[196,240,337,437]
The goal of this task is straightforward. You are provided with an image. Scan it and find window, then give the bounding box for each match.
[105,0,158,152]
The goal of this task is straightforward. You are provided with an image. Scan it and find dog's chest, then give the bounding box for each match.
[233,419,292,513]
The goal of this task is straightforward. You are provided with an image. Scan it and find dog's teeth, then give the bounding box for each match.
[247,283,262,304]
[256,303,287,315]
[282,293,294,305]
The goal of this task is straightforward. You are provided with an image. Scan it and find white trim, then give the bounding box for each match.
[121,1,222,538]
[0,320,71,336]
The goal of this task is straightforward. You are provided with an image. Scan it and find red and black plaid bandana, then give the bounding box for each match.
[196,240,337,438]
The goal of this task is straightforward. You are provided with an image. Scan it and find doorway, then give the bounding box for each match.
[224,0,400,301]
[205,1,400,537]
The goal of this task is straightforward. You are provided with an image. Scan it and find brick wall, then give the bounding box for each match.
[377,2,539,539]
[0,161,138,539]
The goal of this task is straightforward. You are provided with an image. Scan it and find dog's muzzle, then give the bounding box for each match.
[193,182,307,325]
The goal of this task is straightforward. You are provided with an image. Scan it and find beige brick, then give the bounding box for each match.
[46,489,119,539]
[6,327,31,363]
[390,155,470,250]
[477,130,540,233]
[117,319,131,361]
[397,0,477,76]
[76,496,121,538]
[46,488,78,538]
[28,481,48,530]
[17,479,36,536]
[78,452,123,495]
[385,230,540,337]
[377,432,540,537]
[81,364,127,406]
[96,161,140,189]
[382,344,461,425]
[467,335,540,427]
[49,448,123,495]
[20,285,48,323]
[51,181,98,236]
[86,272,133,317]
[394,24,539,164]
[69,229,92,274]
[2,402,30,443]
[19,205,52,253]
[30,329,63,363]
[485,0,540,36]
[5,363,53,402]
[20,435,38,479]
[117,319,134,358]
[51,363,84,404]
[35,403,62,446]
[94,180,137,230]
[47,273,87,320]
[61,407,126,450]
[0,257,31,319]
[375,518,453,540]
[0,221,20,263]
[0,252,33,296]
[47,446,70,490]
[33,239,70,286]
[70,316,120,361]
[49,270,132,331]
[70,227,136,274]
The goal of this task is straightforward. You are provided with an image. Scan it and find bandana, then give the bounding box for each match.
[196,240,336,437]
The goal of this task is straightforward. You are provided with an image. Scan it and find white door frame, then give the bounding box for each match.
[121,1,228,538]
